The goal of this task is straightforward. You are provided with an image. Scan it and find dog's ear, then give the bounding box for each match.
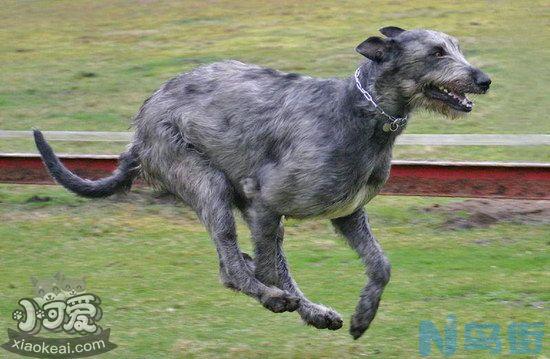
[356,36,393,62]
[379,26,406,38]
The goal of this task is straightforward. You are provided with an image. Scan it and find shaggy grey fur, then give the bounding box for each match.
[34,27,490,339]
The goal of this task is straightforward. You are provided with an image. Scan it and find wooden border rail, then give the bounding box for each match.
[2,131,550,146]
[1,153,548,200]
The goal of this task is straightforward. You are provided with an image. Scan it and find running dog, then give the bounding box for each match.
[34,26,491,339]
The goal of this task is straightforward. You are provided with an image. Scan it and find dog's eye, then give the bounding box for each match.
[434,47,445,58]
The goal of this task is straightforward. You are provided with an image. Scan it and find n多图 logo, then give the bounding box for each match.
[2,272,116,358]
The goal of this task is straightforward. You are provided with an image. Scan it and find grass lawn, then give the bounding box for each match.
[0,1,548,358]
[0,184,547,358]
[1,0,549,161]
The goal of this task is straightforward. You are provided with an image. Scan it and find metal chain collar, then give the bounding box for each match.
[354,67,408,132]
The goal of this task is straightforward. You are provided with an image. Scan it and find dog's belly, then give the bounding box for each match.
[317,186,370,219]
[279,182,383,220]
[314,183,382,219]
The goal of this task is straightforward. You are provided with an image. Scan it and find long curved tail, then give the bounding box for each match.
[33,130,140,198]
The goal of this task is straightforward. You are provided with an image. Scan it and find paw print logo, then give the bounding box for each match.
[12,309,24,322]
[36,309,45,320]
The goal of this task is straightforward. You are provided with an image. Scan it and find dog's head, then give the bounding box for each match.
[356,27,491,118]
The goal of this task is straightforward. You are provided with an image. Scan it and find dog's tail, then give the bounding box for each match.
[33,129,140,198]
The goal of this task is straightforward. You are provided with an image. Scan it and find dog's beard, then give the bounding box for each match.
[408,92,467,120]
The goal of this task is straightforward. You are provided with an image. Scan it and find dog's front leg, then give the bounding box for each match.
[332,208,391,339]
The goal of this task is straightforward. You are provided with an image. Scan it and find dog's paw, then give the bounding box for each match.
[300,303,343,330]
[260,289,300,313]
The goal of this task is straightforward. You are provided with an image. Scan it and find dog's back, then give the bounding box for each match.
[132,60,350,200]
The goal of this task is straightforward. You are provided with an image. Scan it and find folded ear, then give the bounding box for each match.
[356,36,392,62]
[379,26,406,38]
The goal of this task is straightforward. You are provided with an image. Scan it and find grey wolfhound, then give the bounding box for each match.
[34,26,490,339]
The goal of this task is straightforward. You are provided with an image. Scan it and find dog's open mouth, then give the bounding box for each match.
[425,85,473,112]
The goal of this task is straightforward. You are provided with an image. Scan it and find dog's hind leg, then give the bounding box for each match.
[164,152,299,313]
[332,208,391,339]
[242,203,343,330]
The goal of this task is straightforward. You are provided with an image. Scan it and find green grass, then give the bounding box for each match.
[0,184,547,358]
[0,0,549,160]
[0,2,548,357]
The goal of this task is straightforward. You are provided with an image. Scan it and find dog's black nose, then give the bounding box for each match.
[472,69,491,91]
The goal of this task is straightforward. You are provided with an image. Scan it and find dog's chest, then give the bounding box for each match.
[317,160,391,219]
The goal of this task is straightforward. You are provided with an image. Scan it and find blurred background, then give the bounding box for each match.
[1,0,548,161]
[0,1,548,358]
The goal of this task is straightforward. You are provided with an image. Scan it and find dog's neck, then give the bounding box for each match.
[347,61,411,133]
